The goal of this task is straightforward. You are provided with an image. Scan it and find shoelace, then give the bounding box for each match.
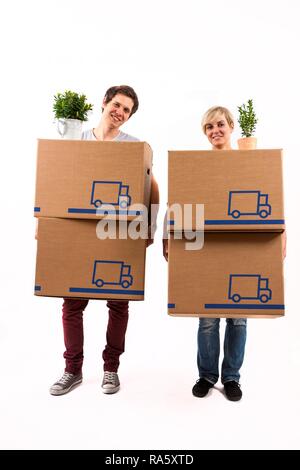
[225,381,241,390]
[103,371,116,383]
[58,372,74,385]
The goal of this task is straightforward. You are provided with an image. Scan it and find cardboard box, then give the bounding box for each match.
[168,149,284,232]
[34,139,152,220]
[35,218,146,300]
[168,232,284,318]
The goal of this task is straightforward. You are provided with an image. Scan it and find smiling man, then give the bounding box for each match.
[82,85,140,142]
[50,85,159,397]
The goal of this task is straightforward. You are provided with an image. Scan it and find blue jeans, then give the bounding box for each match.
[197,318,247,384]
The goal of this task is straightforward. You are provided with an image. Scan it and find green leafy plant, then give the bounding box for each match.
[237,99,258,137]
[53,90,93,121]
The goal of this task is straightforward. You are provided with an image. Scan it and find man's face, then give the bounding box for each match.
[102,93,134,128]
[204,113,233,149]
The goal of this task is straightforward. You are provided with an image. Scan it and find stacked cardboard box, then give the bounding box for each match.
[34,139,152,300]
[167,149,285,318]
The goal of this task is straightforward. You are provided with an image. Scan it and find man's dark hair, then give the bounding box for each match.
[103,85,139,116]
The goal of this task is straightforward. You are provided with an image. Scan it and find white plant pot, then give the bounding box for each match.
[57,118,83,139]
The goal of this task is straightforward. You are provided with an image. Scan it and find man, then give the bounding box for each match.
[50,85,159,396]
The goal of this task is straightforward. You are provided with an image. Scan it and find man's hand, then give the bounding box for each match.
[146,175,159,248]
[146,227,153,247]
[146,224,156,247]
[163,238,168,261]
[282,230,287,260]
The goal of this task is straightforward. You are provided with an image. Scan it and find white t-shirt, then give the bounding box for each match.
[81,129,139,142]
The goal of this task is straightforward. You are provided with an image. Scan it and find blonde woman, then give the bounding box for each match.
[193,106,246,401]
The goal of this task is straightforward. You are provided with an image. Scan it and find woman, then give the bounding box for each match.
[191,106,246,401]
[163,106,246,401]
[164,105,286,400]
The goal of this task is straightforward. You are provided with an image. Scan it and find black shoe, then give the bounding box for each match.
[192,378,214,398]
[224,381,242,401]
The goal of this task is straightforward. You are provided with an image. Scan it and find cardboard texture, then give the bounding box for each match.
[34,139,152,220]
[168,149,284,232]
[168,232,284,318]
[35,218,146,300]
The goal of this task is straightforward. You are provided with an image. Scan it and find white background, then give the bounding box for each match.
[0,0,300,450]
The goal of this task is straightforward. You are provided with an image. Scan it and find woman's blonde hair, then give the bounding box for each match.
[201,106,234,134]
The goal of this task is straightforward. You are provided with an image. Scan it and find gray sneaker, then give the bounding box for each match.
[50,372,82,396]
[101,371,120,394]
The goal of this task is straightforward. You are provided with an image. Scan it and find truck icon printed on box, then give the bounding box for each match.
[228,274,272,303]
[228,190,271,219]
[92,260,133,289]
[90,181,131,209]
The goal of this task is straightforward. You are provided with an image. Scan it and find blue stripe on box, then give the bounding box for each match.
[205,219,285,226]
[168,219,284,226]
[205,303,284,310]
[68,208,142,216]
[69,287,144,295]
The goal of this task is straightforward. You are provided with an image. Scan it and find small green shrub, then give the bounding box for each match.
[237,99,258,138]
[53,90,93,121]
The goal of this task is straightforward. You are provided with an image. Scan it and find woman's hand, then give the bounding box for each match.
[163,238,168,261]
[35,219,39,240]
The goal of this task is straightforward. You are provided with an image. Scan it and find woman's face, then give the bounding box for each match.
[204,113,233,150]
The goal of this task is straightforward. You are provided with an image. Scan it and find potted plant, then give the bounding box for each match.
[53,90,93,139]
[237,99,258,149]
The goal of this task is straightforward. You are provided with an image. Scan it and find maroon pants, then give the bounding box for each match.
[62,298,129,374]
